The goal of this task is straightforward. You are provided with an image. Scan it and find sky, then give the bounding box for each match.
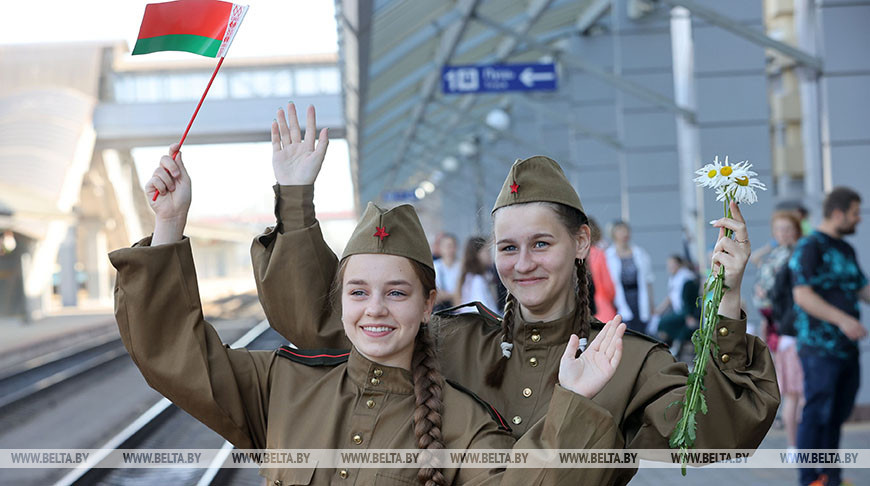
[2,0,352,221]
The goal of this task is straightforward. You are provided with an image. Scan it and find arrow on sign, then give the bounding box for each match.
[519,67,556,88]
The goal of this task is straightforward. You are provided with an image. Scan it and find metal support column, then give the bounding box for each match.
[795,0,826,224]
[59,226,78,307]
[611,1,630,222]
[670,5,705,269]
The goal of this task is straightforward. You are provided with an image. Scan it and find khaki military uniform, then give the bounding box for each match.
[251,185,781,485]
[111,237,625,485]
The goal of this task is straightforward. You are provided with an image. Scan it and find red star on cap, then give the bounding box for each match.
[373,226,389,241]
[510,181,519,194]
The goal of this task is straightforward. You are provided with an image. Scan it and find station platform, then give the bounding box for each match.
[0,310,117,374]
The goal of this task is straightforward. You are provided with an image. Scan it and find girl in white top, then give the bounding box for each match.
[434,234,462,309]
[605,221,654,334]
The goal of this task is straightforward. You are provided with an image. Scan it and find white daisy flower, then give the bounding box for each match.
[727,160,758,181]
[714,155,744,184]
[694,156,726,188]
[716,174,766,205]
[732,174,766,204]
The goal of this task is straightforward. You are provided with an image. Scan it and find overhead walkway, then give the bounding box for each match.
[94,53,344,148]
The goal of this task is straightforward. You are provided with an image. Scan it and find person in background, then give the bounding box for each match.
[754,211,803,354]
[790,187,869,486]
[433,233,461,311]
[587,218,616,322]
[766,212,804,455]
[455,236,499,313]
[751,201,811,267]
[606,221,654,334]
[431,232,444,261]
[654,255,700,356]
[788,202,812,236]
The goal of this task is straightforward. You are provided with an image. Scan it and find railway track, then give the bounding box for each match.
[53,319,288,486]
[0,330,128,413]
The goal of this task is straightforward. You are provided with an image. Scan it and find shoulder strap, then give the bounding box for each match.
[446,379,512,433]
[434,301,502,324]
[590,318,668,346]
[276,346,350,366]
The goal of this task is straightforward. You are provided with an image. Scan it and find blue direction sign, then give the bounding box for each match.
[383,190,419,202]
[441,63,557,94]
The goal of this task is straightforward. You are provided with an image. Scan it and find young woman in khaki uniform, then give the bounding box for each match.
[110,143,629,485]
[252,104,781,484]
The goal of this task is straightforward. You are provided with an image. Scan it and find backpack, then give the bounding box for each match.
[770,262,797,337]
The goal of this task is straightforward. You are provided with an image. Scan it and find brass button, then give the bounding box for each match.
[371,377,380,386]
[339,469,349,479]
[352,434,363,445]
[718,327,729,337]
[529,357,538,367]
[531,331,541,343]
[366,399,375,409]
[721,353,731,363]
[373,368,383,377]
[512,415,522,425]
[523,387,532,398]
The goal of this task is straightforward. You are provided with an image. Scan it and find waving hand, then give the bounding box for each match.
[558,315,626,398]
[272,103,329,185]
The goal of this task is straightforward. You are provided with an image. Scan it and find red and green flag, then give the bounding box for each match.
[132,0,248,58]
[132,0,249,201]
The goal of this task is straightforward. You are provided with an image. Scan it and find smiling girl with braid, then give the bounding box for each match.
[251,103,780,485]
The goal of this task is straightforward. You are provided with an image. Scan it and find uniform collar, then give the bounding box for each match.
[347,348,414,395]
[514,306,579,348]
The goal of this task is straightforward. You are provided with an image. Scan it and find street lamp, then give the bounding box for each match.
[458,138,479,158]
[1,230,16,255]
[441,156,459,172]
[485,108,511,132]
[420,181,435,193]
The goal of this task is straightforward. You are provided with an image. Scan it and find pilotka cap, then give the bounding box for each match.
[492,155,584,214]
[341,202,434,270]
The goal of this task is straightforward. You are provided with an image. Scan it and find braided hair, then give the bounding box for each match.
[485,202,592,388]
[575,257,592,350]
[407,261,446,486]
[412,325,446,486]
[484,294,516,387]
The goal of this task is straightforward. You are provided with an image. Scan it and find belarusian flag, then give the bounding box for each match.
[132,0,248,58]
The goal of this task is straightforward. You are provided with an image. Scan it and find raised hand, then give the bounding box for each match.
[711,200,751,318]
[558,315,626,398]
[147,144,190,246]
[272,103,329,185]
[711,200,751,291]
[147,144,190,219]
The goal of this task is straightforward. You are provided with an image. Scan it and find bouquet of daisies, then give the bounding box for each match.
[668,156,765,474]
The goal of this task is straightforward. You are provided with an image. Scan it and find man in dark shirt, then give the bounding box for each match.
[790,187,870,486]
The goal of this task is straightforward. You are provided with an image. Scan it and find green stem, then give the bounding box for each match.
[671,193,734,475]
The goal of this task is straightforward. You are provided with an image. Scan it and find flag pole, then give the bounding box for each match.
[153,56,226,201]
